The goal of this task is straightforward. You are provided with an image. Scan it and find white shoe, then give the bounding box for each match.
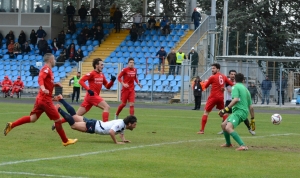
[114,114,118,120]
[249,129,255,135]
[217,131,224,135]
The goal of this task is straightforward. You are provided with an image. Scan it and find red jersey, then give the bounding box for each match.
[1,79,12,87]
[117,67,139,91]
[38,65,54,99]
[204,72,233,98]
[12,80,24,89]
[79,70,113,95]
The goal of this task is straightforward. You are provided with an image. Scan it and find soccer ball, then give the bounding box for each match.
[71,80,74,84]
[271,114,282,125]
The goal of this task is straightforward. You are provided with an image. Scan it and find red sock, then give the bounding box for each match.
[116,103,126,116]
[102,112,109,122]
[12,116,31,128]
[61,118,67,123]
[222,115,228,121]
[201,115,208,131]
[129,106,134,115]
[55,121,68,143]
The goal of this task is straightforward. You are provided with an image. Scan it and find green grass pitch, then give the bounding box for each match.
[0,102,300,178]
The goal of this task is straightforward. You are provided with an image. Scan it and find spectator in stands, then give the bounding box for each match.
[156,47,167,72]
[18,30,26,45]
[90,25,97,39]
[91,5,102,23]
[78,5,87,24]
[37,37,48,56]
[60,44,67,54]
[160,17,168,28]
[132,12,143,27]
[191,8,201,30]
[21,41,31,54]
[6,36,13,46]
[46,5,50,13]
[29,65,40,80]
[110,4,116,23]
[94,26,104,46]
[5,30,15,42]
[130,25,138,42]
[176,49,186,75]
[68,21,76,34]
[82,26,90,40]
[30,29,37,48]
[113,7,123,33]
[46,46,52,54]
[1,76,12,98]
[154,19,161,31]
[10,76,24,98]
[51,38,60,53]
[248,83,257,104]
[66,2,75,26]
[0,31,3,48]
[13,42,22,57]
[56,52,66,67]
[36,26,47,44]
[161,22,171,35]
[7,40,14,57]
[137,23,145,41]
[57,30,66,46]
[66,43,76,62]
[95,19,104,29]
[167,49,176,75]
[77,32,86,46]
[147,16,156,29]
[188,47,199,76]
[35,5,44,13]
[74,48,84,62]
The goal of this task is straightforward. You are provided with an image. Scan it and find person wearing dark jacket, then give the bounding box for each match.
[74,48,84,62]
[56,52,66,67]
[77,32,86,46]
[275,75,287,105]
[5,30,15,42]
[57,30,66,46]
[261,76,272,105]
[37,37,48,55]
[78,5,87,24]
[156,47,167,72]
[36,26,47,44]
[29,65,40,79]
[94,26,104,46]
[248,83,257,104]
[192,76,204,110]
[51,38,60,52]
[0,31,3,48]
[167,49,176,75]
[130,25,138,42]
[66,2,75,26]
[21,41,31,54]
[30,29,37,48]
[161,22,171,35]
[66,43,76,62]
[188,47,199,77]
[191,8,201,30]
[113,8,123,33]
[91,5,101,23]
[137,23,145,41]
[18,30,26,45]
[68,21,76,34]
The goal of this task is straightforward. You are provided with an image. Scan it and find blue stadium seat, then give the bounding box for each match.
[120,41,126,47]
[66,34,71,39]
[4,65,10,70]
[171,86,179,92]
[166,35,173,42]
[81,46,87,51]
[92,40,99,46]
[134,85,141,92]
[127,41,133,46]
[159,36,166,41]
[130,52,137,58]
[123,52,130,58]
[164,86,171,92]
[155,85,163,92]
[0,64,3,70]
[173,36,180,42]
[11,65,18,71]
[177,30,185,37]
[87,45,94,52]
[52,66,58,72]
[160,75,167,81]
[162,80,169,86]
[26,81,33,87]
[174,75,181,81]
[86,40,92,46]
[111,57,118,63]
[135,46,142,52]
[153,74,160,81]
[153,41,160,47]
[133,41,141,47]
[65,66,72,73]
[175,24,182,30]
[128,46,134,53]
[137,52,143,58]
[58,66,65,72]
[83,51,89,56]
[59,71,66,78]
[54,77,60,83]
[121,46,128,52]
[170,80,177,87]
[182,24,189,30]
[170,30,177,36]
[167,75,175,81]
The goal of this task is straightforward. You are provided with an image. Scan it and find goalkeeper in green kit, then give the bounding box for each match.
[218,73,255,151]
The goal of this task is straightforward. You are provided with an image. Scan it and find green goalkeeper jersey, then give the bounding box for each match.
[231,83,252,119]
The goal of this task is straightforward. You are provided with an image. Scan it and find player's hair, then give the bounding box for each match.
[128,58,134,63]
[229,70,236,74]
[123,115,137,125]
[43,53,54,62]
[211,63,220,69]
[92,58,102,69]
[77,72,81,74]
[235,73,245,83]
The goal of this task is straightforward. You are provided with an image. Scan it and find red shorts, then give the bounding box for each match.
[81,92,104,112]
[12,88,21,93]
[2,87,10,92]
[30,97,60,120]
[121,89,135,103]
[204,96,224,112]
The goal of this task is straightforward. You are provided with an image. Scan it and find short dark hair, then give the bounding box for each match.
[211,63,220,69]
[92,58,102,69]
[235,73,244,83]
[77,72,81,74]
[123,115,137,125]
[128,58,134,63]
[229,70,236,74]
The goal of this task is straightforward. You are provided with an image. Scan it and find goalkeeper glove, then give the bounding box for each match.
[250,118,255,131]
[110,75,116,82]
[218,107,230,117]
[88,89,94,96]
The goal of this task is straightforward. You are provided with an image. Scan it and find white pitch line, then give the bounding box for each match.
[0,133,297,167]
[0,171,87,178]
[0,112,29,115]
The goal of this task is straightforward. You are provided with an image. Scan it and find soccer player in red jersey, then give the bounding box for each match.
[197,63,234,134]
[3,53,78,146]
[77,58,116,122]
[10,76,24,98]
[1,76,12,98]
[115,58,141,119]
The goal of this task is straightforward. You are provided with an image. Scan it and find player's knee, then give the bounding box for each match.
[221,122,226,129]
[104,105,110,111]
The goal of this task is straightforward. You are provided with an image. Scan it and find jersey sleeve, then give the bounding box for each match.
[38,68,48,86]
[79,73,92,90]
[117,69,126,83]
[204,76,213,89]
[231,85,239,99]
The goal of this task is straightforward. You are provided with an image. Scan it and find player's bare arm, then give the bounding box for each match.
[40,85,49,94]
[109,129,125,144]
[120,133,131,143]
[249,105,255,119]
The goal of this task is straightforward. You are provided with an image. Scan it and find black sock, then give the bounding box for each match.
[59,99,76,116]
[58,108,75,126]
[244,119,251,130]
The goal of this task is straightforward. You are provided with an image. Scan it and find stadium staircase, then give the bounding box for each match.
[60,30,128,101]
